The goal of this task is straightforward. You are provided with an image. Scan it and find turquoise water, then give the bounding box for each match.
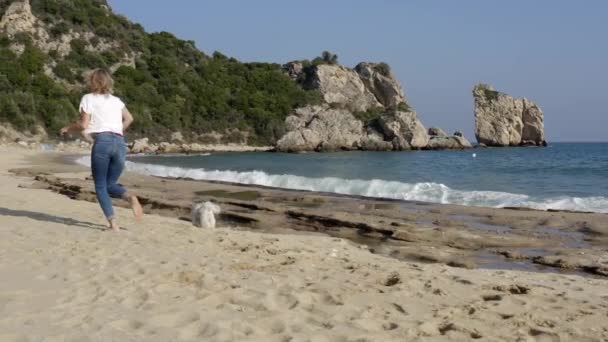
[81,143,608,213]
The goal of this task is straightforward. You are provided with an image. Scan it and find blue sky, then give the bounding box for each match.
[108,0,608,142]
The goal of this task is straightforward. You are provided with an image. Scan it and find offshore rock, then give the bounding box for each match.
[473,84,545,146]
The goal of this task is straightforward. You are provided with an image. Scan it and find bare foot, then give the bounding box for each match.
[108,220,120,233]
[129,195,144,221]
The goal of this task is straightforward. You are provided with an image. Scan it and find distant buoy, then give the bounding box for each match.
[472,153,477,158]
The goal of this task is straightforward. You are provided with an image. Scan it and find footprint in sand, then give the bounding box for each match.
[109,319,144,331]
[265,288,299,311]
[528,328,560,342]
[148,311,201,329]
[482,294,503,302]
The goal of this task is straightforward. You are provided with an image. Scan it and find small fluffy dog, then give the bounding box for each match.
[192,201,221,229]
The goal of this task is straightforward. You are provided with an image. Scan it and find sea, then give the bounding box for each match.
[77,142,608,213]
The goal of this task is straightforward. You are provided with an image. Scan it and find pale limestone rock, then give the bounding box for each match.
[1,0,133,63]
[378,111,429,149]
[428,127,448,138]
[0,0,38,37]
[8,42,25,55]
[521,98,545,144]
[392,136,411,151]
[283,61,304,81]
[158,142,181,154]
[359,130,393,151]
[306,64,382,112]
[355,62,406,109]
[276,105,364,152]
[426,136,472,150]
[473,84,545,146]
[171,131,184,142]
[185,143,206,153]
[129,138,159,154]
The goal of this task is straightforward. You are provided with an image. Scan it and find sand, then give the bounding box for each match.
[1,146,608,341]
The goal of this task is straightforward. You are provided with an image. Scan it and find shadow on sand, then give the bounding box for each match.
[0,207,108,231]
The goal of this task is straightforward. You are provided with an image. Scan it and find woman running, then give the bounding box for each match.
[61,69,143,232]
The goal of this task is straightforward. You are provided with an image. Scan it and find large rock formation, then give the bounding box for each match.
[428,127,449,138]
[426,128,472,150]
[304,64,382,112]
[354,62,406,109]
[378,111,429,150]
[521,99,545,144]
[277,61,476,152]
[427,135,472,150]
[276,105,365,152]
[276,106,434,152]
[473,84,545,146]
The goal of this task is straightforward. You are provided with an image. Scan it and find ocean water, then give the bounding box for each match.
[77,143,608,213]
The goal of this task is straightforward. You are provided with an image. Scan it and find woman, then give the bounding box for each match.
[61,69,143,232]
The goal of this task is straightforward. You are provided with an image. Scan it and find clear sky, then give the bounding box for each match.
[108,0,607,142]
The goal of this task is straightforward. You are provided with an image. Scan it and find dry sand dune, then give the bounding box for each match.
[1,146,607,341]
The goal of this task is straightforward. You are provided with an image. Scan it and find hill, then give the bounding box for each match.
[0,0,321,145]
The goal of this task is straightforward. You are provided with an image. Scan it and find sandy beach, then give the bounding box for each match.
[1,146,608,341]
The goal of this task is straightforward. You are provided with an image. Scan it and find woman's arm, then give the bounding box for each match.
[122,107,134,132]
[60,110,91,136]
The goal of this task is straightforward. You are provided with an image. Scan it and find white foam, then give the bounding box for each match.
[75,156,608,214]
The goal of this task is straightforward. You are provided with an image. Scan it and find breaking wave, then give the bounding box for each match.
[75,156,608,214]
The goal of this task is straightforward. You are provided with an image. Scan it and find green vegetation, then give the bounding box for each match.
[373,62,391,77]
[315,50,339,65]
[353,107,384,125]
[476,83,501,102]
[0,0,321,144]
[484,89,500,102]
[0,38,79,133]
[397,102,412,112]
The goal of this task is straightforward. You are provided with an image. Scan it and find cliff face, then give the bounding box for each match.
[304,64,381,113]
[277,61,472,152]
[473,84,545,146]
[0,0,134,67]
[354,62,406,109]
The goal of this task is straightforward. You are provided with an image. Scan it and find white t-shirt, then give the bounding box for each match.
[79,93,125,135]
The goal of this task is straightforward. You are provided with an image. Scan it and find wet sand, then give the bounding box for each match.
[14,150,608,277]
[1,146,608,341]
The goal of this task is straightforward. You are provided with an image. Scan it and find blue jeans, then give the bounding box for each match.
[91,133,128,220]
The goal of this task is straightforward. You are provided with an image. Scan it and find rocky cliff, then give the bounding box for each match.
[473,84,546,147]
[0,0,135,70]
[277,62,471,152]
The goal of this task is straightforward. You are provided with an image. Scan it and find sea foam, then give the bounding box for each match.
[75,156,608,214]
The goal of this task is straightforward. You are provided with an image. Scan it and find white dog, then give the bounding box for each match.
[192,201,221,229]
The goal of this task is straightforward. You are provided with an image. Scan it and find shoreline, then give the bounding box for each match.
[106,149,608,216]
[17,146,608,277]
[2,145,608,340]
[97,152,608,216]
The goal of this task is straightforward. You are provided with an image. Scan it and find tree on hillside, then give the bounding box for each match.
[321,50,338,64]
[311,51,339,66]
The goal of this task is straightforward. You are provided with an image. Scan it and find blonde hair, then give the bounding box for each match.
[88,69,114,94]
